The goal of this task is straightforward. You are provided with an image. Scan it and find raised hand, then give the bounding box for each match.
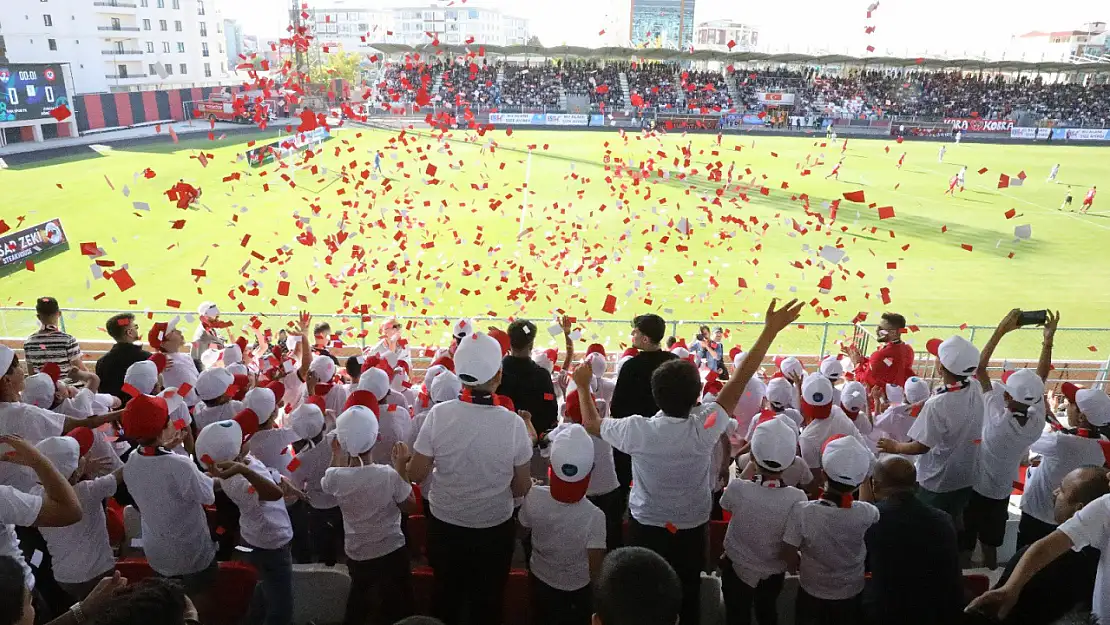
[572,363,593,390]
[207,461,245,480]
[764,298,805,334]
[1043,310,1060,341]
[997,308,1022,335]
[0,435,48,468]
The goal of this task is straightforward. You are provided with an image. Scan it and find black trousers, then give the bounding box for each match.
[587,488,625,551]
[1016,512,1057,550]
[530,574,592,625]
[426,513,516,625]
[307,505,345,566]
[720,560,784,625]
[794,588,862,625]
[344,545,414,625]
[627,517,706,625]
[959,491,1009,551]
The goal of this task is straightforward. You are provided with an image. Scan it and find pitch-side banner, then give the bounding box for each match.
[0,218,68,270]
[544,113,589,126]
[944,118,1014,133]
[1011,127,1051,139]
[488,113,545,125]
[757,92,795,105]
[1050,128,1110,141]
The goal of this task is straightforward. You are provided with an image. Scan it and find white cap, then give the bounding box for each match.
[1063,383,1110,427]
[765,377,795,409]
[586,352,607,378]
[750,418,798,472]
[335,405,380,455]
[549,424,594,503]
[196,368,235,401]
[197,301,219,317]
[800,374,835,420]
[904,377,931,404]
[0,345,14,375]
[196,420,244,468]
[124,360,159,395]
[1000,369,1045,406]
[533,351,554,374]
[225,363,248,376]
[929,336,980,377]
[290,403,325,441]
[820,356,845,381]
[310,355,336,381]
[671,346,691,360]
[455,331,503,386]
[243,387,277,424]
[778,356,805,379]
[357,368,390,401]
[453,318,474,341]
[430,371,462,403]
[223,344,243,366]
[21,373,55,409]
[822,435,873,487]
[840,381,868,414]
[36,437,80,478]
[423,364,448,395]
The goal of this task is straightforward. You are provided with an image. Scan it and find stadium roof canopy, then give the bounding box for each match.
[368,43,1110,74]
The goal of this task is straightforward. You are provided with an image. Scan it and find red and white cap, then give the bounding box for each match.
[776,356,805,379]
[36,437,81,478]
[290,403,325,441]
[21,373,55,409]
[243,387,277,425]
[750,417,798,472]
[819,356,845,381]
[533,350,555,374]
[335,405,380,455]
[196,420,246,469]
[840,381,868,415]
[423,364,449,394]
[455,331,504,386]
[357,368,390,401]
[822,435,873,487]
[226,363,248,377]
[671,346,691,360]
[563,388,592,424]
[585,352,607,377]
[548,424,594,503]
[310,355,336,381]
[487,328,511,356]
[0,345,14,375]
[1062,383,1110,427]
[765,377,795,409]
[121,394,170,441]
[65,427,96,459]
[1000,369,1044,406]
[800,374,835,420]
[147,316,180,351]
[586,344,606,358]
[223,344,243,366]
[196,368,236,402]
[124,360,159,396]
[430,355,455,372]
[926,336,980,377]
[453,318,474,341]
[430,371,462,403]
[903,377,931,404]
[616,348,638,374]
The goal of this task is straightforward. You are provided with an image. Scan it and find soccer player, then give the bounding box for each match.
[938,145,946,163]
[957,166,967,192]
[954,129,962,144]
[826,159,843,180]
[897,152,906,169]
[1081,186,1096,214]
[1048,163,1059,182]
[945,174,959,197]
[1062,187,1073,211]
[374,151,382,173]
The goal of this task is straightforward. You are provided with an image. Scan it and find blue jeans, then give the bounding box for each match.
[244,542,294,625]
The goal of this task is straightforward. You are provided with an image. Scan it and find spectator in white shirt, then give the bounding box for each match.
[798,374,870,489]
[961,309,1056,569]
[519,424,606,625]
[407,331,536,625]
[191,368,244,433]
[407,370,462,517]
[286,403,343,566]
[196,417,293,625]
[561,386,622,551]
[323,405,417,624]
[574,298,805,625]
[878,335,984,527]
[872,376,930,446]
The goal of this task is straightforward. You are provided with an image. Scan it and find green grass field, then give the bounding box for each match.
[3,126,1109,357]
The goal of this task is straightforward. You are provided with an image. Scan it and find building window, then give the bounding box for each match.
[115,40,124,52]
[197,0,205,15]
[165,64,172,75]
[146,41,154,52]
[174,20,181,31]
[172,0,179,7]
[157,0,164,7]
[149,63,157,74]
[217,42,222,53]
[48,38,57,50]
[179,63,186,74]
[216,21,221,33]
[199,22,206,36]
[162,41,170,52]
[203,62,211,77]
[110,17,120,29]
[118,64,128,77]
[142,18,151,30]
[159,19,167,31]
[140,0,147,5]
[43,14,53,26]
[177,41,184,52]
[201,42,208,56]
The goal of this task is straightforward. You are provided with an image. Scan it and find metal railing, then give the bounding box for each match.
[97,26,140,31]
[101,50,144,55]
[92,1,138,7]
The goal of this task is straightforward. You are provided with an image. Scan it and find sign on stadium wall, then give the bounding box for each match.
[1011,127,1052,139]
[488,113,545,125]
[544,114,589,126]
[1051,128,1110,141]
[757,92,795,105]
[0,218,68,270]
[943,118,1014,133]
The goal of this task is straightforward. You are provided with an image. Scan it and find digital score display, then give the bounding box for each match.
[0,64,71,123]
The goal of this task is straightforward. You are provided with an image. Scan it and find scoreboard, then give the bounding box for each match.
[0,63,71,123]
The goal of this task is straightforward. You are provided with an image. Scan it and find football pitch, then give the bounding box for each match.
[2,126,1109,356]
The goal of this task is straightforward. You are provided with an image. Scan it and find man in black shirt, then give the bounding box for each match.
[95,312,151,405]
[609,314,678,496]
[496,320,558,477]
[864,455,964,625]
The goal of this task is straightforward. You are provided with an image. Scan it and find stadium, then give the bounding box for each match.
[1,3,1110,625]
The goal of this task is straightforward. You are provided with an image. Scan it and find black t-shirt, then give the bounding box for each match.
[496,355,559,435]
[95,343,151,405]
[609,349,679,486]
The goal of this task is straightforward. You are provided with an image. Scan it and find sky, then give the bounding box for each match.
[222,0,1106,60]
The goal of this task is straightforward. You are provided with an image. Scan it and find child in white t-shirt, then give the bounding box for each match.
[243,387,300,478]
[721,418,808,625]
[872,377,930,447]
[322,405,417,624]
[196,417,294,625]
[407,371,462,516]
[192,368,244,432]
[519,424,606,625]
[561,387,622,550]
[783,435,879,625]
[287,403,343,565]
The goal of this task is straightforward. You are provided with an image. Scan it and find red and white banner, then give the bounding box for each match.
[944,118,1014,133]
[757,92,795,106]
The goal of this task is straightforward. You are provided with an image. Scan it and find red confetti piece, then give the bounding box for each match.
[49,105,72,122]
[601,294,617,314]
[277,281,290,297]
[961,244,974,252]
[877,206,895,220]
[843,190,866,203]
[1004,208,1016,219]
[1089,346,1099,352]
[0,220,8,235]
[978,168,988,174]
[166,299,181,309]
[111,269,135,292]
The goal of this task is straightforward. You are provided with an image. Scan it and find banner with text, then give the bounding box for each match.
[1010,127,1052,139]
[544,113,589,126]
[1051,128,1110,141]
[0,218,68,271]
[488,113,545,125]
[757,92,795,106]
[944,118,1014,133]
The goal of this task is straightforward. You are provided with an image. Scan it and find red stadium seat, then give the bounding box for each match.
[412,565,435,616]
[963,573,991,599]
[114,559,258,625]
[503,568,531,625]
[407,513,427,560]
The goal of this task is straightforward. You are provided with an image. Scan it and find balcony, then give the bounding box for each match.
[102,49,144,55]
[97,26,140,31]
[93,1,138,6]
[93,1,138,12]
[104,73,149,79]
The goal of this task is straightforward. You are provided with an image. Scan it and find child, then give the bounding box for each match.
[148,316,200,409]
[819,356,845,404]
[192,368,244,432]
[782,435,879,625]
[872,377,930,448]
[287,403,343,566]
[196,418,294,625]
[372,403,412,467]
[33,434,120,601]
[721,419,808,625]
[307,355,348,417]
[322,405,417,625]
[735,413,813,490]
[798,374,869,488]
[407,371,462,516]
[243,387,299,477]
[519,424,606,625]
[562,388,621,551]
[839,381,872,438]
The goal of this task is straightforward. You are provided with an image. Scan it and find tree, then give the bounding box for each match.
[526,35,543,48]
[308,50,362,85]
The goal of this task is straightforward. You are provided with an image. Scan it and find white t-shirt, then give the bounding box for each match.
[907,385,984,493]
[559,397,619,497]
[321,463,411,561]
[0,402,65,492]
[219,456,293,550]
[413,400,532,528]
[873,404,917,443]
[799,407,868,471]
[193,400,244,432]
[735,453,813,488]
[601,403,729,529]
[36,475,118,584]
[783,499,880,600]
[248,428,301,478]
[973,384,1046,500]
[518,486,606,591]
[371,407,412,466]
[0,485,43,589]
[732,377,767,443]
[288,441,337,510]
[162,352,200,406]
[1021,432,1107,524]
[123,450,216,576]
[1058,493,1110,625]
[407,411,433,497]
[720,478,808,586]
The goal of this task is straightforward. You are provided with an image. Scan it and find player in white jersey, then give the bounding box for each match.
[957,166,967,191]
[1048,163,1059,182]
[937,145,946,163]
[954,129,962,144]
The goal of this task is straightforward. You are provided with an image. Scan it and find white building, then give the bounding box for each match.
[306,2,529,52]
[694,19,759,53]
[223,18,243,71]
[1,0,232,94]
[1008,22,1108,63]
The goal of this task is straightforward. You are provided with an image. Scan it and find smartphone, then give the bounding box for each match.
[1018,310,1049,327]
